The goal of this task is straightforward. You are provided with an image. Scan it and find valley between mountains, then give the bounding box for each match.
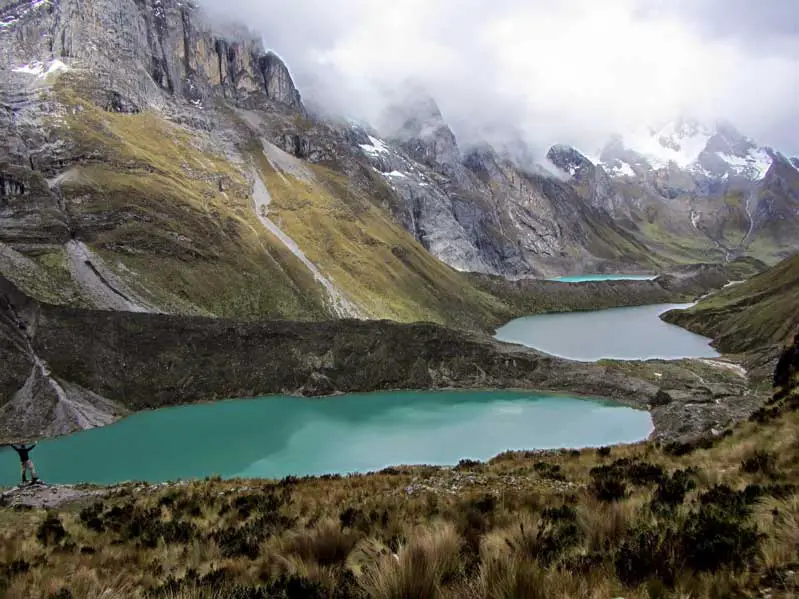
[1,1,799,596]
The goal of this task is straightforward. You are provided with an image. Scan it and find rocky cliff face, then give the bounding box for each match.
[347,92,658,277]
[0,0,301,111]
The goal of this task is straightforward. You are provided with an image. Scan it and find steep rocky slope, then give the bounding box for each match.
[663,253,799,353]
[346,94,658,277]
[0,0,677,328]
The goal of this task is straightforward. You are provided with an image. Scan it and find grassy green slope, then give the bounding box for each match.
[663,253,799,352]
[36,74,508,328]
[51,79,332,321]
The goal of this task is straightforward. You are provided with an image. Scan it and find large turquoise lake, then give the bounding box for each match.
[495,303,719,361]
[0,391,652,485]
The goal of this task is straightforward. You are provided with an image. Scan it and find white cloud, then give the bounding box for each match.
[201,0,799,157]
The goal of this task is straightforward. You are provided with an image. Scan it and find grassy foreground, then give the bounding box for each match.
[1,383,797,598]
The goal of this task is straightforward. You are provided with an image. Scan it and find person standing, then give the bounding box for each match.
[11,443,39,484]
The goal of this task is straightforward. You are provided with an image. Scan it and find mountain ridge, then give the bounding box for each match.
[1,0,796,326]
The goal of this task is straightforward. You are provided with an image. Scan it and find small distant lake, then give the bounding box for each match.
[495,303,719,362]
[549,274,657,283]
[0,391,652,486]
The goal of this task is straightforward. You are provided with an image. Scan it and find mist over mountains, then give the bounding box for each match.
[200,0,799,163]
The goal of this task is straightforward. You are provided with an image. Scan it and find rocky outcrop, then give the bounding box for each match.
[546,145,593,177]
[257,52,302,109]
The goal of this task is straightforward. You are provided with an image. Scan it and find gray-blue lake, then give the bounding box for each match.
[495,303,720,361]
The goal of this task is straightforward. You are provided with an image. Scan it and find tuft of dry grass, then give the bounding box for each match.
[360,521,462,599]
[277,518,362,567]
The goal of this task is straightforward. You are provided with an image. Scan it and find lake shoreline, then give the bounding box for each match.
[2,390,653,486]
[0,267,763,448]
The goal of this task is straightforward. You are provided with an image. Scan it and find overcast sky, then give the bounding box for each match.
[203,0,799,158]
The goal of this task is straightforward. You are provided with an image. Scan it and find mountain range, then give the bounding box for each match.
[1,0,797,327]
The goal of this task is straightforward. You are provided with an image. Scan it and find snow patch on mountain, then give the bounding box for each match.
[11,60,70,78]
[716,148,772,180]
[624,120,712,169]
[359,136,391,156]
[605,161,635,177]
[598,119,774,181]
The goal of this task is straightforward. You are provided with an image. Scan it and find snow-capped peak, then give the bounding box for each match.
[597,118,774,181]
[623,118,713,170]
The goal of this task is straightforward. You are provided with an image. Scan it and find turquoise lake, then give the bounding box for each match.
[0,391,652,486]
[549,274,657,282]
[495,303,720,361]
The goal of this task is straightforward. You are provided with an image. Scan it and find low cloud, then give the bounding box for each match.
[202,0,799,158]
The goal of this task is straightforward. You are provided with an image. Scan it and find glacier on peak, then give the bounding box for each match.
[595,119,774,181]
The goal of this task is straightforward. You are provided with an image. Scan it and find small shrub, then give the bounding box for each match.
[212,525,263,560]
[596,446,612,458]
[456,458,482,470]
[589,474,627,502]
[340,507,364,529]
[232,492,282,520]
[533,462,565,481]
[750,406,781,423]
[699,485,761,519]
[79,502,105,532]
[471,494,498,515]
[679,505,761,572]
[651,469,697,510]
[615,526,677,587]
[591,458,664,486]
[540,505,577,523]
[262,575,327,599]
[759,483,797,499]
[741,449,778,477]
[282,519,360,567]
[624,461,665,486]
[533,508,582,565]
[37,512,68,546]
